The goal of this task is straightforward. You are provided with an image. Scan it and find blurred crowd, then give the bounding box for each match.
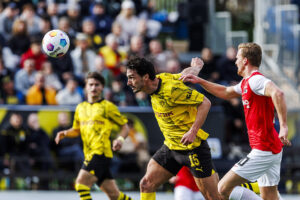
[0,0,242,108]
[0,0,250,189]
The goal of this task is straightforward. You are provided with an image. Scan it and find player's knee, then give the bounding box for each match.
[139,176,155,192]
[106,191,119,200]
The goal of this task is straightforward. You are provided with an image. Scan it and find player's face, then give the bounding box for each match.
[127,69,144,93]
[235,49,246,76]
[86,78,103,98]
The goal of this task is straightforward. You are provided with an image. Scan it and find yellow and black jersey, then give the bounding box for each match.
[73,99,127,161]
[151,73,209,150]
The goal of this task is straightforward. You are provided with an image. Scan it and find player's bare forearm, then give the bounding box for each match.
[181,97,211,145]
[65,128,81,137]
[181,57,204,76]
[112,124,129,151]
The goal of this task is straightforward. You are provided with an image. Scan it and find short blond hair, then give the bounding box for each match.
[238,43,262,67]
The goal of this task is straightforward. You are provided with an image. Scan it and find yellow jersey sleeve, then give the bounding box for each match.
[106,101,128,126]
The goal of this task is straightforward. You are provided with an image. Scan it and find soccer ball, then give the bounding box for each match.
[42,29,70,58]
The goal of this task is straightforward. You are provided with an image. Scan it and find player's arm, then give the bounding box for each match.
[55,128,80,144]
[181,57,204,76]
[180,74,240,100]
[181,96,211,145]
[112,123,129,151]
[264,81,291,146]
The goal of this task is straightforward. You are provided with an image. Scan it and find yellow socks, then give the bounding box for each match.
[241,182,260,194]
[141,192,155,200]
[118,191,132,200]
[75,183,92,200]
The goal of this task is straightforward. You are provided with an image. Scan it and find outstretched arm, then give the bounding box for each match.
[181,57,204,76]
[180,74,240,100]
[55,128,80,144]
[112,123,129,151]
[264,81,291,146]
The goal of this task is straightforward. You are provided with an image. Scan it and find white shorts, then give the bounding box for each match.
[232,149,282,187]
[174,186,205,200]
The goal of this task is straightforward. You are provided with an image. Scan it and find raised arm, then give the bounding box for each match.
[181,57,204,76]
[180,74,240,100]
[264,81,291,146]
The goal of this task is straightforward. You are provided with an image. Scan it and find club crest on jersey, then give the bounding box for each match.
[242,100,250,109]
[243,86,248,94]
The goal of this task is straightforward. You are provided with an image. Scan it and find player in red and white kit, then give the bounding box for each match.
[180,43,291,200]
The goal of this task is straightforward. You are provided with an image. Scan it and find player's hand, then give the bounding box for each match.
[179,74,201,84]
[190,57,204,69]
[279,125,291,146]
[112,138,123,151]
[181,131,197,145]
[55,131,66,144]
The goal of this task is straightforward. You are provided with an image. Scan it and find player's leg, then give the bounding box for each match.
[193,172,221,200]
[257,150,282,200]
[75,169,97,200]
[100,179,132,200]
[140,158,174,200]
[174,185,201,200]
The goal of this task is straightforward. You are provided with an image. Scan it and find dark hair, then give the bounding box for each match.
[85,71,105,86]
[126,57,156,80]
[238,43,262,67]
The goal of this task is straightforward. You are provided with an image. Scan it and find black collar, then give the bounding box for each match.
[150,78,162,95]
[88,98,104,104]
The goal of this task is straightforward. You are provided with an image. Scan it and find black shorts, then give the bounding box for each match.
[82,154,113,185]
[152,140,216,178]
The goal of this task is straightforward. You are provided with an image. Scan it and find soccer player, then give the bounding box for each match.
[180,42,291,200]
[126,57,221,200]
[55,72,132,200]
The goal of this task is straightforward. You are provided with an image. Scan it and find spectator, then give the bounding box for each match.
[42,61,63,91]
[26,72,57,105]
[0,113,31,173]
[99,34,127,76]
[7,18,31,56]
[0,2,19,41]
[0,57,14,92]
[111,21,127,49]
[26,113,53,172]
[48,51,74,85]
[81,17,105,52]
[217,46,242,85]
[14,58,36,96]
[136,18,161,46]
[46,3,59,29]
[58,16,76,46]
[20,4,41,36]
[52,112,83,171]
[70,33,97,81]
[0,76,24,104]
[37,15,52,38]
[199,47,220,83]
[119,118,150,171]
[94,55,114,89]
[127,35,146,60]
[135,91,150,107]
[66,3,82,33]
[115,0,139,46]
[166,59,181,74]
[111,79,128,106]
[90,1,113,36]
[20,36,47,71]
[146,39,177,73]
[56,78,83,105]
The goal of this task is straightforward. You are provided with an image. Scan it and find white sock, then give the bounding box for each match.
[229,186,262,200]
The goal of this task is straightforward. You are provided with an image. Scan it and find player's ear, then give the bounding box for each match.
[243,58,248,65]
[143,74,149,81]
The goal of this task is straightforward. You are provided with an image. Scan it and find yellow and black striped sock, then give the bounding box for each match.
[117,191,133,200]
[141,192,155,200]
[75,183,92,200]
[241,182,260,194]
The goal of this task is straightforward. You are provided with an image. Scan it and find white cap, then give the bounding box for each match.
[122,0,135,9]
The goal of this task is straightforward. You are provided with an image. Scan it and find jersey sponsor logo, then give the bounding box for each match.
[242,99,250,109]
[80,120,105,126]
[154,111,174,117]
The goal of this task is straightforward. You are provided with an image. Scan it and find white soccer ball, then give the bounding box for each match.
[42,29,70,58]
